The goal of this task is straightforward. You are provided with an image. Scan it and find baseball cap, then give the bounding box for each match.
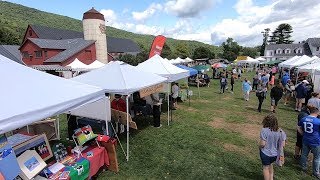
[302,80,309,84]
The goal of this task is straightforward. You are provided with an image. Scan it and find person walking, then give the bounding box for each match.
[284,79,294,105]
[259,114,286,180]
[220,75,227,94]
[298,105,320,178]
[270,79,283,113]
[230,73,235,94]
[308,92,320,110]
[295,80,309,112]
[256,81,267,112]
[242,78,251,101]
[253,73,259,91]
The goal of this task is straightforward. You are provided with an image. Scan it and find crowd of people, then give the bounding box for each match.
[213,64,320,179]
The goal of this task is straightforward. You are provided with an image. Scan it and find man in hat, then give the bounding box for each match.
[295,80,309,112]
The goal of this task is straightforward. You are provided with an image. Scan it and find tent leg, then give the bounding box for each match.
[295,70,299,84]
[57,115,60,140]
[167,83,170,126]
[126,95,130,161]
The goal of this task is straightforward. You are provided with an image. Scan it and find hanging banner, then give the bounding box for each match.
[148,35,166,59]
[139,83,165,98]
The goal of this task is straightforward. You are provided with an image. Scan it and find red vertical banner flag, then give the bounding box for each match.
[148,35,166,59]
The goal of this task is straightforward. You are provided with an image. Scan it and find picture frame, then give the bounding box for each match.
[17,150,46,180]
[13,134,53,161]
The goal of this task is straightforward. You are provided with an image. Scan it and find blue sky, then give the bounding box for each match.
[5,0,320,46]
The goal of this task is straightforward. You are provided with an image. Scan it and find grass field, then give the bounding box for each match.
[60,71,314,179]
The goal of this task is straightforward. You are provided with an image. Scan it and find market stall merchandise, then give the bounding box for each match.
[0,54,105,134]
[72,60,167,161]
[137,55,190,124]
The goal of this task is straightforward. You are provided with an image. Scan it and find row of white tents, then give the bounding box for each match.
[169,57,194,64]
[1,54,191,162]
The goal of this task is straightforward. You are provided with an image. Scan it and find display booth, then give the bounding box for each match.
[137,55,190,124]
[72,61,167,161]
[0,55,119,179]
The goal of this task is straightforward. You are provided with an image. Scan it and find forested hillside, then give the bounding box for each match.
[0,1,221,58]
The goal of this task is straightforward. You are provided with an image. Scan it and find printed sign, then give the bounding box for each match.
[139,83,164,98]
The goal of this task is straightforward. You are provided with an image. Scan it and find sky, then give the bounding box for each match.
[4,0,320,47]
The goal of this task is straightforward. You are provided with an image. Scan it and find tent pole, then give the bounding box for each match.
[167,83,170,126]
[57,115,60,140]
[126,95,130,161]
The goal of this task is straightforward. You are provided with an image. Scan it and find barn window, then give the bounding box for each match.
[35,51,42,58]
[22,51,29,58]
[29,30,32,36]
[44,51,48,58]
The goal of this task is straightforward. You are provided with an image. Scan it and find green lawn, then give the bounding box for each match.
[60,71,313,179]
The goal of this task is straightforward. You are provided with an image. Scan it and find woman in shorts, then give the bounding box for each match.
[259,114,286,180]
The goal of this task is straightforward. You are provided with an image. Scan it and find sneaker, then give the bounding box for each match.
[155,124,162,128]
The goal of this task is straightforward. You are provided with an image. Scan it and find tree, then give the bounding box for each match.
[221,37,241,61]
[268,23,294,44]
[260,28,270,56]
[161,43,175,59]
[192,46,215,59]
[241,47,259,57]
[175,42,190,58]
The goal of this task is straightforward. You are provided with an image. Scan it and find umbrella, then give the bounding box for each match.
[212,63,227,68]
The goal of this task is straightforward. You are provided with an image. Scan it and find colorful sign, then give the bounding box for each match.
[148,35,166,58]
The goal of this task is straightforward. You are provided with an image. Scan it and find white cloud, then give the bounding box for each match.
[100,9,117,23]
[132,3,162,21]
[165,0,218,18]
[210,0,320,46]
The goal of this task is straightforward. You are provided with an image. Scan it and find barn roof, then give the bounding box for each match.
[107,37,140,53]
[0,45,24,64]
[29,24,140,53]
[30,24,84,40]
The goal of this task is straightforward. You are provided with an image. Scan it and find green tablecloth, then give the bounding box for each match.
[64,158,90,180]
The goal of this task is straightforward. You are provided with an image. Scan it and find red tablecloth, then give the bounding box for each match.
[82,146,109,178]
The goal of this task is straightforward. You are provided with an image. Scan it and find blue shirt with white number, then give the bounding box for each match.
[299,115,320,146]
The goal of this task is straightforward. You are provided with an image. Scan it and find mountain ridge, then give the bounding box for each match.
[0,1,221,56]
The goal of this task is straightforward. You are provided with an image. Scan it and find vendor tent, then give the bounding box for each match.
[255,57,266,62]
[72,60,167,161]
[72,61,167,95]
[137,55,189,125]
[0,55,105,134]
[278,56,300,68]
[137,55,189,82]
[283,55,313,68]
[175,64,198,76]
[185,57,194,63]
[67,58,105,70]
[192,65,211,72]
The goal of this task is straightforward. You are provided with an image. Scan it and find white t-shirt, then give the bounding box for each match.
[232,69,237,74]
[172,84,179,98]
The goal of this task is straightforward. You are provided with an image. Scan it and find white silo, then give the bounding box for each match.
[83,8,108,63]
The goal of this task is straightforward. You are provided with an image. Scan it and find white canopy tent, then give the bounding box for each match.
[185,57,194,63]
[72,61,167,161]
[67,58,105,71]
[255,57,267,62]
[138,55,190,82]
[283,55,313,69]
[170,57,185,64]
[278,56,301,68]
[0,55,105,134]
[137,54,189,126]
[296,57,320,83]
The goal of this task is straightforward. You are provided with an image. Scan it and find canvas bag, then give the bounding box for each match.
[276,129,285,167]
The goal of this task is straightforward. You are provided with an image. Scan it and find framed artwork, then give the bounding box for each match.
[13,134,53,161]
[17,150,46,180]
